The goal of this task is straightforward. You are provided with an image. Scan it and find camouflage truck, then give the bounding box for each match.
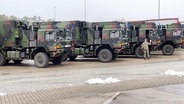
[0,20,72,68]
[62,21,124,62]
[121,22,184,57]
[154,23,184,55]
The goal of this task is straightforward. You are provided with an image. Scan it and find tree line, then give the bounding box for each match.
[0,14,53,22]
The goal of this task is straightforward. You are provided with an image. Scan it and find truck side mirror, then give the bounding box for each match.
[29,31,36,41]
[94,31,100,39]
[132,30,137,38]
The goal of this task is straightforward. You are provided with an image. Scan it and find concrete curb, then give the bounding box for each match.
[102,92,121,104]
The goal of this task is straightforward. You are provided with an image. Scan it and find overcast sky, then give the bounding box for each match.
[1,0,184,21]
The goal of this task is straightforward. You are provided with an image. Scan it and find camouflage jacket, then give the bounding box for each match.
[141,41,150,50]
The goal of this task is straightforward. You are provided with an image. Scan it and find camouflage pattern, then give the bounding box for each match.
[141,39,150,59]
[31,21,87,59]
[0,20,72,67]
[54,21,125,62]
[92,21,125,29]
[0,20,30,48]
[91,21,125,49]
[36,22,72,58]
[127,22,157,42]
[39,21,87,45]
[120,18,184,57]
[165,23,183,45]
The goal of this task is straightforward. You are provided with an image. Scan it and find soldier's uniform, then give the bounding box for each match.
[141,39,150,59]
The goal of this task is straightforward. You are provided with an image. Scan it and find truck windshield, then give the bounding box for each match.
[58,30,72,40]
[110,31,120,39]
[45,31,55,40]
[173,30,182,36]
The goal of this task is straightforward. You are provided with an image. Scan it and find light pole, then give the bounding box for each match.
[54,6,56,21]
[158,0,160,19]
[84,0,86,20]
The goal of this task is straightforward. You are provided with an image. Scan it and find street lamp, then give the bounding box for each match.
[158,0,160,19]
[84,0,86,20]
[54,6,56,21]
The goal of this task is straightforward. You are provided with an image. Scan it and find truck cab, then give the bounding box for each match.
[151,23,184,55]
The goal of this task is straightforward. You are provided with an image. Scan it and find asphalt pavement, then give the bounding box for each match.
[0,49,184,104]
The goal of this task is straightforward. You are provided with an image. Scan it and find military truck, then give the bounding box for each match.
[62,21,124,62]
[155,23,184,55]
[0,20,72,68]
[121,21,184,57]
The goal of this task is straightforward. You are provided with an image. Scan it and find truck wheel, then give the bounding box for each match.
[34,52,49,68]
[0,52,6,66]
[52,57,62,65]
[98,49,112,62]
[62,57,68,62]
[135,47,144,58]
[69,56,77,61]
[162,44,174,55]
[13,60,23,64]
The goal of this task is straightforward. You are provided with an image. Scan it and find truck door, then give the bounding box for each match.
[145,30,155,41]
[38,30,56,51]
[109,30,122,48]
[145,29,158,45]
[94,26,102,45]
[157,25,166,41]
[130,26,139,42]
[173,29,183,44]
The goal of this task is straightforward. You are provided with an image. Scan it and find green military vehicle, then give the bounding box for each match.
[154,23,184,55]
[0,20,72,68]
[121,22,184,57]
[62,21,124,62]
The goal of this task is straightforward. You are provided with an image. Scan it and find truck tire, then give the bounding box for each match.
[13,60,23,64]
[62,57,68,62]
[52,57,62,65]
[162,44,174,55]
[69,56,77,61]
[98,49,112,62]
[135,47,144,58]
[0,52,6,66]
[34,52,49,68]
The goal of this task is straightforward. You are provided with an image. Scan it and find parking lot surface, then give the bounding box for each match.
[0,49,184,104]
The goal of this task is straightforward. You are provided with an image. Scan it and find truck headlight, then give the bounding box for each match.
[65,45,71,48]
[56,45,61,49]
[121,42,125,46]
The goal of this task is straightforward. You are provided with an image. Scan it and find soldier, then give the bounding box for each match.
[141,38,151,60]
